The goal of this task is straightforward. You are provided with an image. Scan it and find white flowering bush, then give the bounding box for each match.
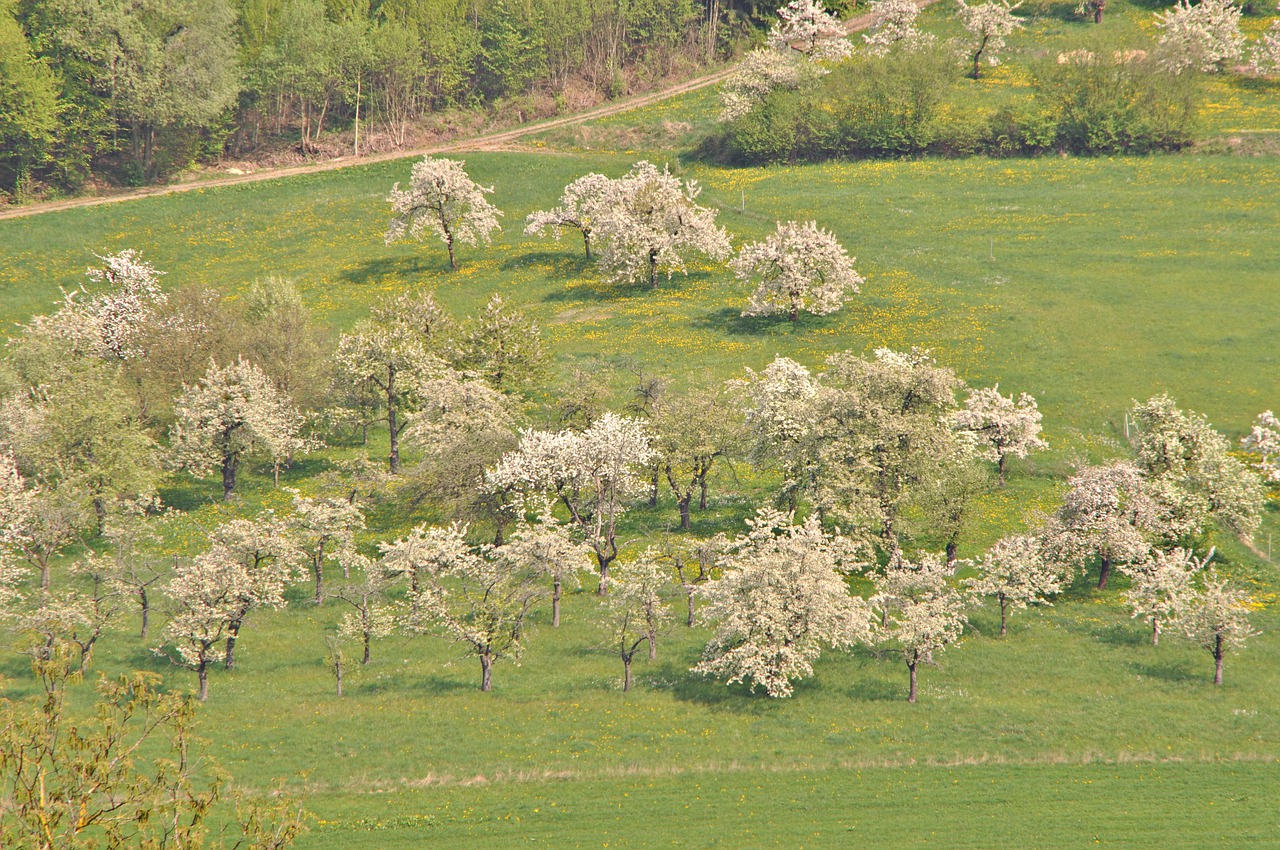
[1154,0,1243,74]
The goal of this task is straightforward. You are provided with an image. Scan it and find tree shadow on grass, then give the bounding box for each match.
[1129,657,1201,684]
[501,250,593,279]
[158,477,219,514]
[692,306,841,338]
[649,660,775,714]
[844,675,904,702]
[1093,622,1149,648]
[362,673,477,697]
[1038,1,1088,22]
[543,278,661,304]
[338,255,445,286]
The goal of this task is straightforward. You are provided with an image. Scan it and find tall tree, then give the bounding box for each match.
[385,155,503,270]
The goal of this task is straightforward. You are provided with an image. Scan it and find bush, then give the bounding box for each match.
[722,46,957,163]
[1034,50,1202,154]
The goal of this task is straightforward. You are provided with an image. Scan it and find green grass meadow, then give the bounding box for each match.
[3,3,1280,842]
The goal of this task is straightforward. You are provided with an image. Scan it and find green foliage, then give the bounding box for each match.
[0,0,60,197]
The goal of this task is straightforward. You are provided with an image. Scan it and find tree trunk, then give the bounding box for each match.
[1000,597,1008,636]
[649,468,659,508]
[198,660,209,702]
[387,366,400,474]
[139,588,150,639]
[552,578,562,627]
[789,304,799,322]
[583,230,592,260]
[313,555,324,605]
[648,249,658,288]
[1213,635,1223,685]
[222,454,239,500]
[480,653,493,691]
[623,653,633,691]
[225,619,242,669]
[1152,616,1160,646]
[353,76,361,157]
[446,232,457,271]
[998,453,1008,486]
[335,662,344,697]
[362,630,372,665]
[686,590,696,627]
[678,495,692,530]
[907,660,918,703]
[1094,4,1104,23]
[648,633,657,661]
[946,538,958,567]
[596,554,614,595]
[699,478,708,511]
[1097,555,1112,590]
[40,561,50,592]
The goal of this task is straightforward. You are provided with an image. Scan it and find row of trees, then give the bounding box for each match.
[390,154,864,322]
[1,0,796,195]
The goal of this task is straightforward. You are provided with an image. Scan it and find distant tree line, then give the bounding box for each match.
[0,0,794,196]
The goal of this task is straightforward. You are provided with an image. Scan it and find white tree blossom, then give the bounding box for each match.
[872,553,969,702]
[1177,568,1257,685]
[768,0,854,61]
[956,0,1024,78]
[590,161,732,288]
[863,0,937,56]
[170,358,308,500]
[288,490,365,605]
[730,356,824,508]
[1120,546,1208,646]
[502,508,593,627]
[967,534,1063,636]
[1242,410,1280,483]
[83,249,167,360]
[1251,21,1280,75]
[396,522,542,691]
[523,173,614,259]
[1154,0,1243,74]
[732,220,863,322]
[603,549,674,691]
[487,413,655,588]
[0,450,83,591]
[718,48,819,122]
[333,552,397,665]
[954,385,1048,484]
[385,156,503,270]
[694,508,872,698]
[1042,461,1155,589]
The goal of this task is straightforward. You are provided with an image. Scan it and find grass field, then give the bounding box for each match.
[2,4,1280,845]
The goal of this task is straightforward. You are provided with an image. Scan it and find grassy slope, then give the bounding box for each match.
[2,4,1280,844]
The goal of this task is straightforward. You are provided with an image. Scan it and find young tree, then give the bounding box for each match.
[767,0,854,61]
[454,294,548,394]
[732,220,863,323]
[288,489,365,604]
[333,290,452,473]
[864,0,937,55]
[397,522,542,691]
[524,172,614,259]
[82,250,168,361]
[966,534,1063,636]
[1155,0,1243,74]
[591,161,732,288]
[487,413,656,589]
[333,553,396,665]
[11,586,120,676]
[694,509,872,698]
[1042,461,1155,589]
[92,498,168,638]
[1177,568,1257,685]
[1121,546,1207,646]
[650,385,739,529]
[730,356,824,511]
[872,553,969,703]
[170,358,308,500]
[0,451,84,591]
[603,550,673,691]
[502,509,593,627]
[954,385,1048,484]
[955,0,1024,79]
[673,533,728,627]
[1242,410,1280,483]
[241,276,331,412]
[385,155,503,270]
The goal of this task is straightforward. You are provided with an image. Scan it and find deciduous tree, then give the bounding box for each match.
[1155,0,1243,74]
[385,155,503,270]
[1121,546,1206,646]
[732,220,863,322]
[767,0,853,61]
[1177,568,1257,685]
[966,534,1063,636]
[872,553,968,702]
[524,172,614,259]
[956,0,1024,78]
[863,0,936,55]
[954,385,1048,484]
[1242,410,1280,483]
[603,549,673,690]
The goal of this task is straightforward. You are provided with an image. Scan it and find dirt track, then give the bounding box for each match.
[0,5,920,222]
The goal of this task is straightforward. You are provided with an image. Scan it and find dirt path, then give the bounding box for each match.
[0,5,925,223]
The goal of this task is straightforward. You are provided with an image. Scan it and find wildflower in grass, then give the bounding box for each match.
[590,161,731,288]
[953,385,1048,485]
[732,220,863,323]
[1120,546,1208,646]
[768,0,854,61]
[864,0,937,56]
[1176,568,1257,685]
[872,552,968,703]
[967,534,1063,636]
[694,508,872,698]
[170,358,309,500]
[603,549,674,691]
[385,156,503,271]
[955,0,1024,79]
[1154,0,1243,74]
